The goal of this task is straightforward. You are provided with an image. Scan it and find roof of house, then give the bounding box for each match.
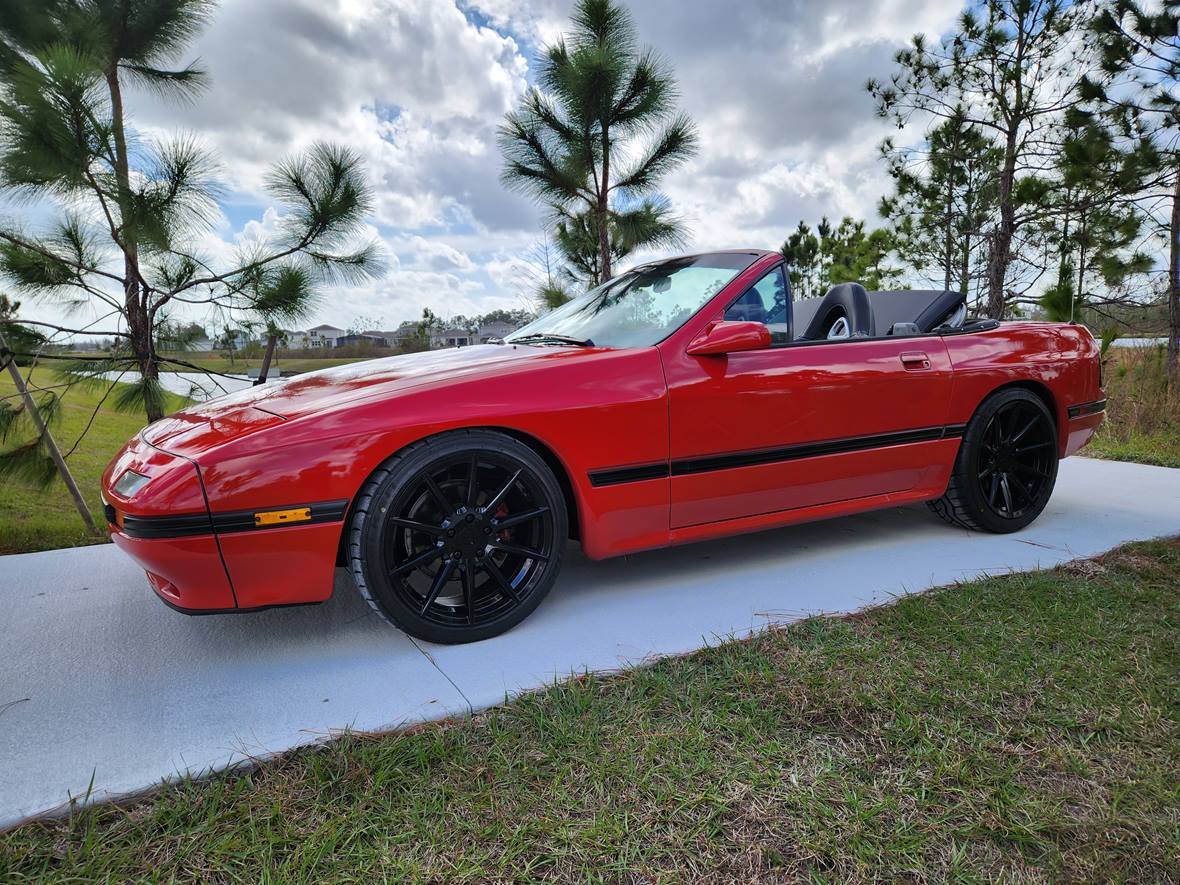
[308,324,345,333]
[438,327,472,337]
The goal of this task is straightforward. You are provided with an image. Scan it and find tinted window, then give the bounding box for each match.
[724,265,790,345]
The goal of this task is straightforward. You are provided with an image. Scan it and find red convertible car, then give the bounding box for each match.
[102,250,1106,643]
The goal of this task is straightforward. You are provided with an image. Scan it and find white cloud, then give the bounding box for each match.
[404,236,475,272]
[15,0,964,335]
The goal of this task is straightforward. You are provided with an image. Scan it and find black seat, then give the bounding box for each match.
[799,282,875,340]
[725,287,767,324]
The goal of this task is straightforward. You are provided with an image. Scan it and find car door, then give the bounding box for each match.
[661,265,954,528]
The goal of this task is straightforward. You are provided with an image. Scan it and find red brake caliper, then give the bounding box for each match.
[495,503,512,542]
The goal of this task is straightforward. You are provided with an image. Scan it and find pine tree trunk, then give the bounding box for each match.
[943,178,954,292]
[106,61,162,422]
[1169,161,1180,377]
[987,21,1025,322]
[960,233,971,299]
[1075,211,1087,324]
[987,147,1017,320]
[598,124,611,284]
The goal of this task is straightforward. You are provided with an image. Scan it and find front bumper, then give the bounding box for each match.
[102,433,238,610]
[103,432,343,613]
[110,529,237,610]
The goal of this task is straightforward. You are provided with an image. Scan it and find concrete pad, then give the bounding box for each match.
[1,456,1177,828]
[0,549,465,827]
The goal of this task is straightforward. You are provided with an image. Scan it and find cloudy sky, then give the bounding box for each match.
[27,0,966,334]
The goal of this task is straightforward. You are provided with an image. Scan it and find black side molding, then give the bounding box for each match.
[588,463,672,487]
[1067,399,1106,419]
[669,425,958,477]
[120,510,213,540]
[588,423,967,487]
[113,499,349,540]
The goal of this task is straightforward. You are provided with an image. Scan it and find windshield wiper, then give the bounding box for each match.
[510,333,595,347]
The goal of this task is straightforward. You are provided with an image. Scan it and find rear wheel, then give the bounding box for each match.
[928,388,1058,533]
[350,430,567,643]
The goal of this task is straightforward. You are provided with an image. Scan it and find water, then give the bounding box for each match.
[98,371,257,402]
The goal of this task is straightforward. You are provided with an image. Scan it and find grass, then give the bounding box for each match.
[0,372,188,555]
[1087,345,1180,468]
[2,538,1179,881]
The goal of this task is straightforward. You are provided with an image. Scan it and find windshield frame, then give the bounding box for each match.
[504,252,765,350]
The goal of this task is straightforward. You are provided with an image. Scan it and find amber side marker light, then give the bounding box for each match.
[254,507,312,527]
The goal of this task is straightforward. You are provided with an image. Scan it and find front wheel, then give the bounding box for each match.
[349,430,567,643]
[928,388,1059,533]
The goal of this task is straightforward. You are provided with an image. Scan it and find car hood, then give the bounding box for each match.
[141,344,597,456]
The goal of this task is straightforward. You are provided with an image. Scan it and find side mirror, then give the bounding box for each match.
[686,320,771,356]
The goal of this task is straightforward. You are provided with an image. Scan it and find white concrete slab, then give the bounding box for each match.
[1,457,1177,829]
[0,548,466,827]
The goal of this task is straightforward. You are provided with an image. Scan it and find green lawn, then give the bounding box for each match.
[1087,429,1180,469]
[0,373,187,555]
[3,538,1178,881]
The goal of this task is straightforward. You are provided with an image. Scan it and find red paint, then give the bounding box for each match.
[217,523,340,608]
[102,250,1105,613]
[111,531,236,610]
[686,320,772,356]
[662,330,955,527]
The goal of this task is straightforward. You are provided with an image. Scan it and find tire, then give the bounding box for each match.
[349,429,568,644]
[928,387,1059,534]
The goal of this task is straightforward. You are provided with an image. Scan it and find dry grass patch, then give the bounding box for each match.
[1089,345,1180,468]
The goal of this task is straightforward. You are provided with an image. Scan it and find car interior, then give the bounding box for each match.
[790,283,970,341]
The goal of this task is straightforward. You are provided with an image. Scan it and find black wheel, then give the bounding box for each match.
[928,388,1059,533]
[349,430,567,643]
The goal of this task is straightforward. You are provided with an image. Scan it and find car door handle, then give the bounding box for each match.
[900,351,931,370]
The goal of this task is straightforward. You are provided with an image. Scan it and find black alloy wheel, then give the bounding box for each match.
[350,430,567,643]
[975,397,1056,520]
[928,387,1059,533]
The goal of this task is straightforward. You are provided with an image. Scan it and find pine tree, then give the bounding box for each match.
[869,1,1091,318]
[552,199,684,287]
[0,1,380,421]
[1038,108,1154,322]
[498,0,697,285]
[822,218,903,291]
[880,113,1000,302]
[781,218,900,297]
[1086,0,1180,375]
[779,221,822,299]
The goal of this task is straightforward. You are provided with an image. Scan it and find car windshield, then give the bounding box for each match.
[505,253,759,349]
